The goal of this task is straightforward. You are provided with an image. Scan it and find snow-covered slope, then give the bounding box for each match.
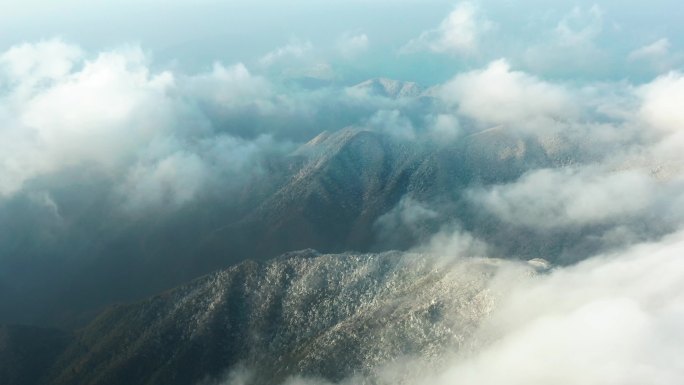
[43,250,541,385]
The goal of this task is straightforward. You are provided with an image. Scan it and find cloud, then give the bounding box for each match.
[554,5,604,47]
[4,5,684,379]
[216,230,684,385]
[373,197,440,249]
[120,133,285,212]
[638,71,684,134]
[259,40,313,67]
[414,226,490,260]
[469,167,665,229]
[365,109,416,140]
[0,41,178,197]
[258,40,337,81]
[629,38,671,62]
[425,113,461,143]
[522,5,608,76]
[427,230,684,385]
[629,39,683,74]
[0,39,83,94]
[437,59,576,128]
[401,2,492,55]
[0,39,295,212]
[336,32,369,58]
[122,148,208,212]
[185,62,272,110]
[373,197,490,259]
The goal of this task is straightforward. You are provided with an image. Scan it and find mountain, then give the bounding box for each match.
[201,123,582,255]
[0,125,578,329]
[2,250,542,385]
[199,128,422,258]
[350,78,423,98]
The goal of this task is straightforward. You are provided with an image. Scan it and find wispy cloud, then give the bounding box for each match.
[259,40,313,67]
[401,2,492,55]
[437,59,576,128]
[336,32,370,58]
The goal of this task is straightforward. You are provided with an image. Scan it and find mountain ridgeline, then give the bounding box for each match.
[1,250,542,385]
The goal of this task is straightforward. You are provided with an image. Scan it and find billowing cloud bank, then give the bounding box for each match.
[3,39,684,212]
[0,40,281,207]
[437,232,684,385]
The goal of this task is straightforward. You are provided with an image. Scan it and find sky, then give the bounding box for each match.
[1,0,682,84]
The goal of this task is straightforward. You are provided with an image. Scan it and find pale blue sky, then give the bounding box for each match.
[1,0,682,84]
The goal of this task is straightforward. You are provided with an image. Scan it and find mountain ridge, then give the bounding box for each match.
[2,250,543,385]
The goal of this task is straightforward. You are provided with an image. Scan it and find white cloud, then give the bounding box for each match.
[373,197,440,248]
[118,133,284,213]
[428,230,684,385]
[0,42,178,197]
[185,61,274,113]
[635,71,684,164]
[337,32,369,58]
[469,167,662,229]
[0,40,291,211]
[401,2,491,55]
[415,226,490,259]
[259,40,313,67]
[555,5,604,47]
[5,18,684,382]
[426,113,461,143]
[438,59,576,128]
[629,38,671,62]
[122,149,208,212]
[0,38,83,91]
[233,230,684,385]
[366,109,416,140]
[522,5,607,76]
[258,40,337,81]
[638,71,684,134]
[376,197,438,228]
[629,39,683,74]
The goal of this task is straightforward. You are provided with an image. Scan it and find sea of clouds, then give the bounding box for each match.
[2,1,684,382]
